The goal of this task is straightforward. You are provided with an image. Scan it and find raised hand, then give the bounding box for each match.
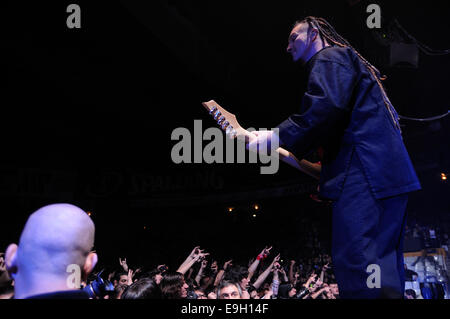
[260,246,272,257]
[312,278,323,291]
[127,269,134,285]
[223,260,233,271]
[272,254,281,264]
[189,246,201,258]
[193,251,210,262]
[119,257,129,272]
[305,272,317,288]
[200,259,208,269]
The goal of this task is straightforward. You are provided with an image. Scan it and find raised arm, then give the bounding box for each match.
[213,259,232,287]
[178,246,200,271]
[319,263,329,283]
[119,257,129,272]
[195,260,208,286]
[252,254,280,289]
[310,279,326,299]
[304,272,317,289]
[248,246,272,281]
[271,264,280,298]
[278,266,289,283]
[186,267,194,280]
[177,247,209,275]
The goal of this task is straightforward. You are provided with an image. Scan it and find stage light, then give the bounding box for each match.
[87,211,92,216]
[441,173,447,181]
[253,204,259,210]
[144,226,147,230]
[228,207,234,212]
[252,214,257,218]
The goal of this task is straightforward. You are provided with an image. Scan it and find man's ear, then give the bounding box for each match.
[5,244,18,278]
[310,28,319,42]
[82,252,98,281]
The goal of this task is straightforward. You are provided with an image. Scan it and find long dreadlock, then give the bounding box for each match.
[296,16,401,131]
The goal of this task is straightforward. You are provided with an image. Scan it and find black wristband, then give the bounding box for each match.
[296,287,310,299]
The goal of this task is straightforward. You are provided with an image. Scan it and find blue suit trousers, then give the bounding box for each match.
[331,151,409,299]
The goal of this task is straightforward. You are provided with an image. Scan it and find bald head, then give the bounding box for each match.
[16,203,95,277]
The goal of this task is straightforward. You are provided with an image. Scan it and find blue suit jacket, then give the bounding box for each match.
[277,46,421,200]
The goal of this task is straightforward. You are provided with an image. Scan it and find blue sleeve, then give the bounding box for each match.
[276,58,357,159]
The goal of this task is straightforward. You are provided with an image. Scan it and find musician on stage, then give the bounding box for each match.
[248,16,421,298]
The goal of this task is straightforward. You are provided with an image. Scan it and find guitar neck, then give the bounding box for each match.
[275,147,321,180]
[202,100,321,180]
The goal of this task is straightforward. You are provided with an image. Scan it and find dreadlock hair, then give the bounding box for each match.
[294,16,401,131]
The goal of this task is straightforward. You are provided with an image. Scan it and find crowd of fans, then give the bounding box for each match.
[0,203,341,299]
[96,246,339,300]
[0,203,448,299]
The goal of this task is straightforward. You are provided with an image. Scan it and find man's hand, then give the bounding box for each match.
[189,246,201,258]
[272,254,281,265]
[311,279,323,292]
[127,269,134,285]
[119,257,129,272]
[304,272,317,288]
[246,130,279,153]
[200,259,208,269]
[260,246,272,256]
[223,260,233,271]
[193,251,210,262]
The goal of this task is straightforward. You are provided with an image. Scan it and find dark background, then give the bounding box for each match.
[3,1,449,270]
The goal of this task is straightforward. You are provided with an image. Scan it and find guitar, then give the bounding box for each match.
[202,100,321,180]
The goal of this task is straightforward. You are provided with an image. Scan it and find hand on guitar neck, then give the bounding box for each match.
[245,130,279,154]
[202,100,322,180]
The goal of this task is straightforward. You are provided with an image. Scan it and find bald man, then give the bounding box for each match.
[4,203,97,299]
